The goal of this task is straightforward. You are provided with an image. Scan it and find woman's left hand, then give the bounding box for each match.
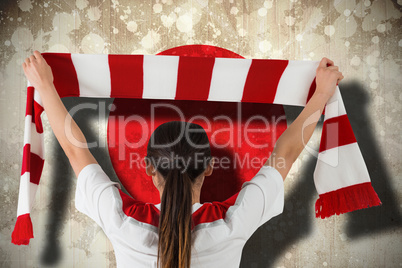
[22,50,54,90]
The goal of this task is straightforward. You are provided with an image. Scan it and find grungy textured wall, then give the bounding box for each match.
[0,0,401,267]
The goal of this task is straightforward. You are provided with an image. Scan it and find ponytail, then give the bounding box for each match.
[147,121,211,268]
[157,168,193,268]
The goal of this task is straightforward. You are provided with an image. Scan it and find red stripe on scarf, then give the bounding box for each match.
[192,192,239,229]
[319,114,356,153]
[21,144,44,185]
[21,144,31,176]
[33,100,44,134]
[306,77,317,104]
[25,87,43,133]
[109,54,144,98]
[175,56,215,101]
[242,59,288,103]
[25,86,34,117]
[119,189,160,227]
[42,53,80,98]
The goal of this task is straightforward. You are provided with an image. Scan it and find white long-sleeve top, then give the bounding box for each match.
[75,163,284,268]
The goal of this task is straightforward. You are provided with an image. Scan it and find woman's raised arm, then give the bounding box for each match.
[22,50,98,177]
[265,57,344,181]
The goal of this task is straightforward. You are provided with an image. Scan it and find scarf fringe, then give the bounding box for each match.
[11,214,34,245]
[315,182,382,219]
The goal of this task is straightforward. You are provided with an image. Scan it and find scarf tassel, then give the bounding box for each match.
[315,182,382,219]
[11,214,34,245]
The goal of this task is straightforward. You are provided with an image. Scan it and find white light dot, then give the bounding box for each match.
[141,30,160,49]
[377,24,386,32]
[109,103,116,111]
[264,0,273,9]
[339,233,348,241]
[324,25,335,36]
[323,262,328,266]
[76,0,88,10]
[344,9,351,16]
[4,40,11,46]
[364,0,371,6]
[285,252,292,259]
[87,6,102,21]
[81,33,105,54]
[153,3,162,13]
[230,6,239,15]
[385,116,391,124]
[238,28,246,37]
[258,7,267,16]
[259,40,272,53]
[176,14,193,32]
[285,16,295,26]
[350,55,361,66]
[127,21,138,33]
[345,41,350,47]
[296,34,303,41]
[372,36,380,44]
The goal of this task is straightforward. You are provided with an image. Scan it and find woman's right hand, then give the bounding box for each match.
[315,57,344,100]
[22,50,54,91]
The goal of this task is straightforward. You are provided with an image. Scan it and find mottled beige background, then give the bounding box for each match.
[0,0,401,267]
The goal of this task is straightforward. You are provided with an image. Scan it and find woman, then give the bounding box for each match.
[22,51,343,268]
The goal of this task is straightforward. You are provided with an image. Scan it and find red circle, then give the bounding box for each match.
[107,45,287,203]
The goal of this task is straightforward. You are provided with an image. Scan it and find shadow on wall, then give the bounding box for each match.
[39,82,401,266]
[39,97,122,265]
[240,105,317,267]
[341,81,401,238]
[239,81,401,267]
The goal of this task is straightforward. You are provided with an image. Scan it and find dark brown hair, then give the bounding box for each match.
[146,121,211,268]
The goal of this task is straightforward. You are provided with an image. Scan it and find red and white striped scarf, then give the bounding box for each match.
[12,52,381,245]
